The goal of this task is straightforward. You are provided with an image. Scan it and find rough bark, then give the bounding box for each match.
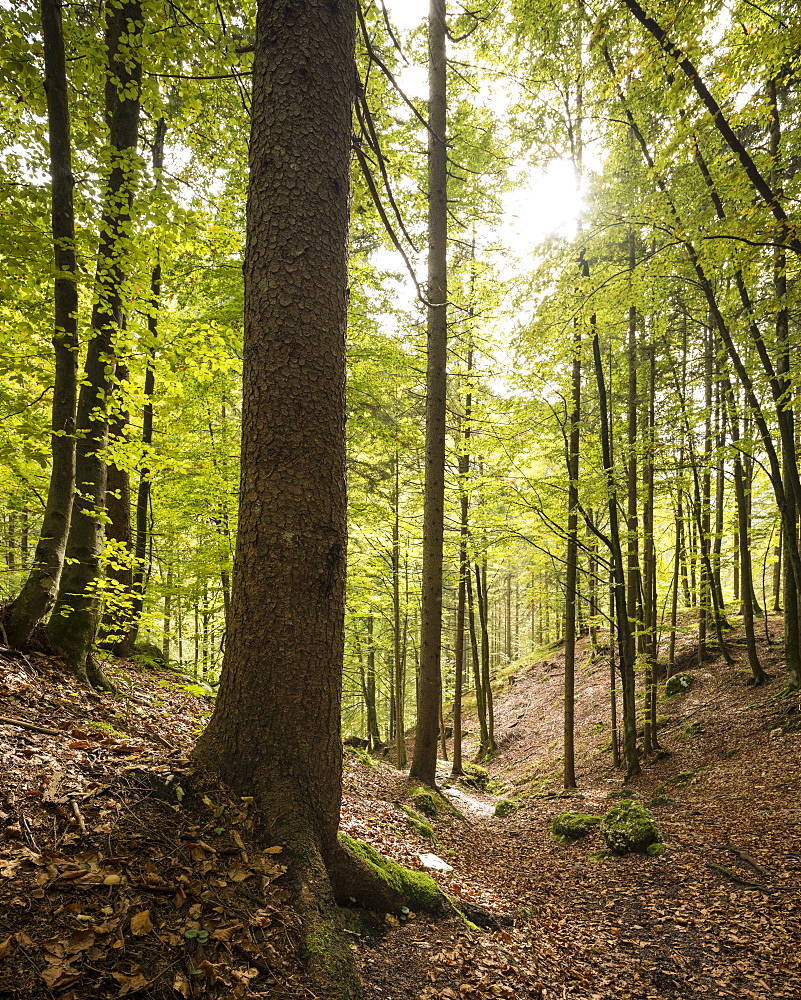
[190,4,394,995]
[412,0,447,788]
[47,0,142,688]
[6,0,78,648]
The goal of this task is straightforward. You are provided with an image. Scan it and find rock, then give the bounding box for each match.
[416,853,453,872]
[551,811,601,841]
[130,642,167,667]
[461,762,490,791]
[494,798,518,818]
[599,800,662,855]
[665,672,694,697]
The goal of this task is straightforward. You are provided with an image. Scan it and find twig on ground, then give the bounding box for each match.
[71,800,87,836]
[0,714,62,736]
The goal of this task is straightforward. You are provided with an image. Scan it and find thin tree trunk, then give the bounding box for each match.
[563,303,581,789]
[411,0,447,787]
[6,0,78,647]
[47,0,142,688]
[592,331,639,778]
[392,447,407,768]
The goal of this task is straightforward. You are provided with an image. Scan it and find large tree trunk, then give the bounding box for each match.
[6,0,78,648]
[411,0,448,788]
[191,4,401,995]
[47,0,142,688]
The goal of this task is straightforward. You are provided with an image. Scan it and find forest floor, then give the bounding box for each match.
[0,619,800,999]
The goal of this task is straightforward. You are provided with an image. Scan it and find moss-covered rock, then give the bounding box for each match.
[130,641,167,667]
[599,800,662,855]
[337,833,442,911]
[665,672,694,697]
[493,798,517,818]
[399,805,435,842]
[461,762,490,791]
[551,811,601,842]
[411,787,439,816]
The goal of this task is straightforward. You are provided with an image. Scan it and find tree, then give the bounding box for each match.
[46,0,142,687]
[412,0,448,788]
[5,0,78,648]
[192,2,405,993]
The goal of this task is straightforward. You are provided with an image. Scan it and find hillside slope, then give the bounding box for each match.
[0,625,799,999]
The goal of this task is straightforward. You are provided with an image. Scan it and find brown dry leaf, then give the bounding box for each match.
[43,937,67,959]
[173,970,190,998]
[130,909,154,936]
[112,972,150,995]
[263,845,283,854]
[227,864,252,883]
[0,937,12,960]
[66,929,94,954]
[41,963,80,989]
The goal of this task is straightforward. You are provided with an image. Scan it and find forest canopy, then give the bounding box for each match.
[0,0,800,772]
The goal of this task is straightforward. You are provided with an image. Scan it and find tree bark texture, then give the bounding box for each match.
[412,0,447,787]
[47,0,142,687]
[6,0,78,648]
[191,4,385,995]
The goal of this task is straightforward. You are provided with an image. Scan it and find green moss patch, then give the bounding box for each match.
[461,762,490,791]
[338,833,442,912]
[599,800,662,855]
[665,672,694,697]
[494,798,518,818]
[399,805,435,842]
[551,811,601,842]
[411,787,439,816]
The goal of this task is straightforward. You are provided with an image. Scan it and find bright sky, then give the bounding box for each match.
[378,0,582,264]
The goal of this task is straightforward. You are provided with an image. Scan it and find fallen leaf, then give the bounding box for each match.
[130,909,154,936]
[66,929,94,954]
[41,963,80,989]
[173,971,190,998]
[0,938,12,959]
[112,972,150,995]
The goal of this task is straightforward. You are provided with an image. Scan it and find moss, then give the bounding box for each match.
[87,719,127,738]
[337,833,442,911]
[677,721,704,738]
[411,787,439,816]
[461,762,490,791]
[668,770,696,785]
[399,806,436,842]
[664,672,694,697]
[494,798,518,818]
[345,746,375,769]
[410,786,464,821]
[599,800,662,855]
[551,811,601,841]
[646,843,667,857]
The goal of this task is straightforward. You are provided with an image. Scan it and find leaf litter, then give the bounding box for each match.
[0,621,799,998]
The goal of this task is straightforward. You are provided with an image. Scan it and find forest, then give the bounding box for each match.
[0,0,800,996]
